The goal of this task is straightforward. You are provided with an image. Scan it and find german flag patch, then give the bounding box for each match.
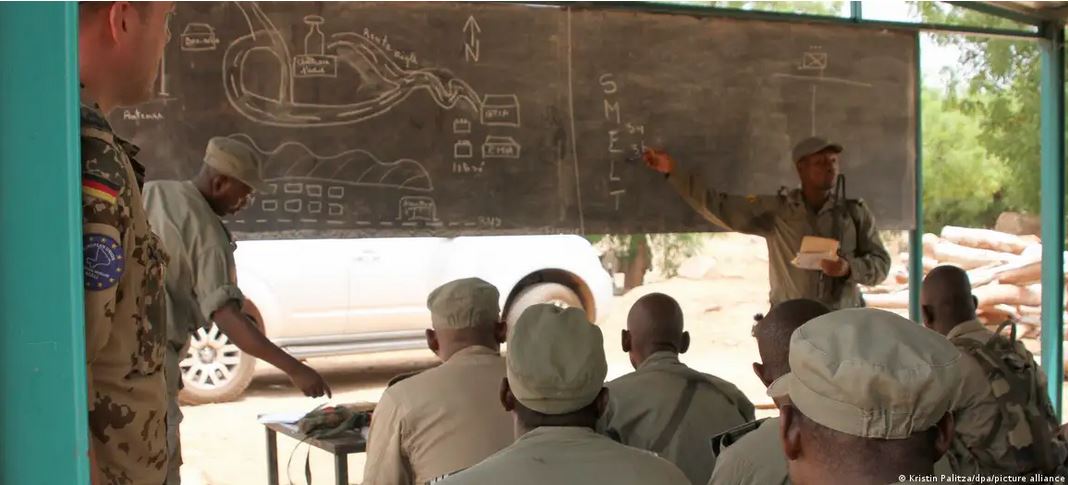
[83,174,120,205]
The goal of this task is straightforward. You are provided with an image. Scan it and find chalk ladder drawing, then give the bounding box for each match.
[223,2,509,128]
[228,133,434,192]
[770,46,873,136]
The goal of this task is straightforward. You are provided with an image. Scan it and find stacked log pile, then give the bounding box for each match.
[862,226,1062,355]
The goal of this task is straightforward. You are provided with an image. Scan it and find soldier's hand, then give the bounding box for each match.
[642,148,676,174]
[821,257,850,278]
[289,364,332,398]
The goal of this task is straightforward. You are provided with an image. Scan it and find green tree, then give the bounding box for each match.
[922,87,1010,233]
[914,2,1043,215]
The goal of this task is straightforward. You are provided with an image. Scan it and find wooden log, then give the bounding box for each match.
[997,260,1042,285]
[922,233,940,258]
[933,241,1016,270]
[978,305,1019,325]
[862,290,910,309]
[940,226,1031,254]
[972,283,1042,307]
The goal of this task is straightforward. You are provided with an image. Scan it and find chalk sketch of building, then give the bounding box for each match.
[398,196,438,222]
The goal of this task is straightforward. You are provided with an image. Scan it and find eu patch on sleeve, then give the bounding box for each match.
[84,233,124,290]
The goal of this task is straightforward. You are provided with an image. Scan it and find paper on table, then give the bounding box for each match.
[257,410,307,425]
[791,236,840,271]
[257,401,330,425]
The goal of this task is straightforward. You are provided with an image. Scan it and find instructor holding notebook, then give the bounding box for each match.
[642,137,890,309]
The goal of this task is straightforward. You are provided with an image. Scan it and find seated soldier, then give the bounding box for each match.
[599,292,754,485]
[922,265,1068,477]
[437,304,690,485]
[772,308,959,485]
[364,278,514,485]
[709,299,830,485]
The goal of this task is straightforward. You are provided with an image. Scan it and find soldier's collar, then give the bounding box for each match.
[79,102,112,132]
[638,351,682,370]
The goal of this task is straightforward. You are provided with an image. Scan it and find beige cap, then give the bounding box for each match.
[204,137,266,192]
[507,304,607,415]
[426,278,500,329]
[792,136,843,163]
[767,308,960,439]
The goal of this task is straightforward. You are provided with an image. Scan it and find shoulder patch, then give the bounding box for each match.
[84,234,124,290]
[83,174,120,205]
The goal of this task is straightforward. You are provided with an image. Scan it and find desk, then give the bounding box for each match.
[262,421,366,485]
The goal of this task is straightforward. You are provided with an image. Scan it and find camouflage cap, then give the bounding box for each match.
[205,137,266,192]
[767,308,961,439]
[426,278,500,330]
[507,304,607,415]
[792,136,843,163]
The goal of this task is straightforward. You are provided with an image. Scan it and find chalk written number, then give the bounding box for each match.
[477,217,502,228]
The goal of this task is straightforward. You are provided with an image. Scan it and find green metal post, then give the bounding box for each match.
[0,2,88,484]
[1039,22,1065,413]
[850,1,862,22]
[909,34,924,323]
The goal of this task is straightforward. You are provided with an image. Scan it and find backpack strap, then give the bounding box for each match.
[651,378,700,453]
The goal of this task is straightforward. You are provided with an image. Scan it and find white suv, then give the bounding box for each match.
[179,235,614,403]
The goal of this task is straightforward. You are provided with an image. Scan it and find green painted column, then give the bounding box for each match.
[1039,22,1065,413]
[0,2,89,484]
[909,34,924,323]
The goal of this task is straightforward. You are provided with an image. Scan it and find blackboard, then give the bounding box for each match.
[110,2,917,239]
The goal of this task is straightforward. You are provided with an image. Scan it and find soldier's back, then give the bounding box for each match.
[439,426,691,485]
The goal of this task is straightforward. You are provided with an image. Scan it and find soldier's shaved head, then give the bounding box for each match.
[921,265,977,336]
[752,299,830,384]
[622,293,688,369]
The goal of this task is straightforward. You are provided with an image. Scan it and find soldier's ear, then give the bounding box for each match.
[781,404,803,461]
[680,332,691,354]
[933,413,955,460]
[621,329,631,353]
[494,320,507,344]
[425,329,439,355]
[500,378,516,412]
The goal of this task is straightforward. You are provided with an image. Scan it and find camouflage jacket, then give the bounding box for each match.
[82,103,169,484]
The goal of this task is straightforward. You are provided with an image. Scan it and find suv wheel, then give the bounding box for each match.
[177,322,257,405]
[505,282,584,327]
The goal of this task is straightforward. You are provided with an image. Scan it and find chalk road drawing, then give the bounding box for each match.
[223,2,488,127]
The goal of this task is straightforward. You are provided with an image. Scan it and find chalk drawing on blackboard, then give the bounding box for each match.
[463,15,481,63]
[228,134,433,192]
[455,140,474,159]
[293,15,338,79]
[771,46,874,136]
[481,94,521,127]
[453,118,472,134]
[180,23,220,52]
[398,196,438,222]
[223,2,486,128]
[482,136,521,159]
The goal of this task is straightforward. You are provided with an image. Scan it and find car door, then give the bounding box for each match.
[346,237,440,334]
[234,239,351,339]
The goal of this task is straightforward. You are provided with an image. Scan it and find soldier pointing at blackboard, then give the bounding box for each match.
[642,138,890,310]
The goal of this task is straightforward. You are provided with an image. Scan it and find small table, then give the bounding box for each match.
[262,421,366,485]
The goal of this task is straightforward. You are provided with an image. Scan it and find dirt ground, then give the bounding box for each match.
[177,234,782,485]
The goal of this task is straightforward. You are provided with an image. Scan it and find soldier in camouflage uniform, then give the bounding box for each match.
[922,266,1068,479]
[643,137,890,310]
[79,2,174,483]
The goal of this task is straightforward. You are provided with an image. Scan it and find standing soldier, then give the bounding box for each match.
[78,2,175,483]
[643,137,890,309]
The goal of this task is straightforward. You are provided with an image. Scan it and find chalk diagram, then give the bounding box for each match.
[229,133,434,226]
[222,2,520,128]
[771,46,873,136]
